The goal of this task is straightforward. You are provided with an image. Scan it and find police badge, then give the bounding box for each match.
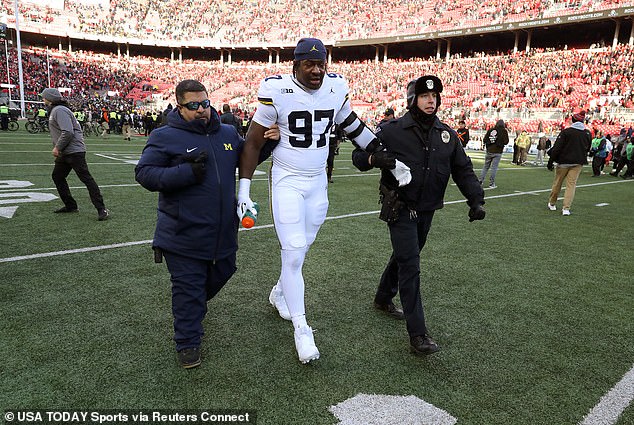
[441,130,450,143]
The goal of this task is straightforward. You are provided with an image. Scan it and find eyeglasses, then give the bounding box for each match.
[179,99,211,111]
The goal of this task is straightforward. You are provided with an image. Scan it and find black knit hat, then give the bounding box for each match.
[40,88,63,102]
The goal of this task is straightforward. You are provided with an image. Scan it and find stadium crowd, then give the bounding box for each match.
[1,42,633,135]
[2,0,633,44]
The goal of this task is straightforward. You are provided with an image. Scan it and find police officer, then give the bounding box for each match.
[0,102,9,130]
[37,106,48,127]
[378,107,395,129]
[353,75,485,355]
[109,109,117,134]
[76,109,86,129]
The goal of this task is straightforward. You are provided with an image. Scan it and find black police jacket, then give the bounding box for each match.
[372,112,484,212]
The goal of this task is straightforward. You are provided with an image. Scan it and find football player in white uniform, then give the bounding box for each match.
[237,38,392,364]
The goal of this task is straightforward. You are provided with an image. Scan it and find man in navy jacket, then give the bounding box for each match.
[135,80,243,369]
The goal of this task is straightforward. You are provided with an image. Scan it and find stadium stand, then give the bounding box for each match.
[2,0,633,43]
[1,43,632,133]
[0,0,633,133]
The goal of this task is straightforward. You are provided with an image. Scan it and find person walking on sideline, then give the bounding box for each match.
[547,109,591,216]
[42,88,109,221]
[135,79,278,369]
[352,75,485,356]
[237,38,386,364]
[480,119,509,189]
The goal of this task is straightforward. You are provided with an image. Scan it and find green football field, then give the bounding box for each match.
[0,126,632,425]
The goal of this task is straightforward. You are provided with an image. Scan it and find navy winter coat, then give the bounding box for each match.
[135,108,243,261]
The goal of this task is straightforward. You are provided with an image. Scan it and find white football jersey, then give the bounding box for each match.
[253,73,353,176]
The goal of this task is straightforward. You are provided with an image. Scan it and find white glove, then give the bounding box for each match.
[237,178,255,219]
[390,159,412,187]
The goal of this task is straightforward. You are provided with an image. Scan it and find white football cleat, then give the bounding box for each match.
[547,203,556,211]
[562,209,571,216]
[294,325,320,364]
[269,284,291,320]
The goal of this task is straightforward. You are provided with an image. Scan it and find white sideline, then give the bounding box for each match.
[0,176,378,193]
[0,179,631,264]
[579,364,634,425]
[0,240,152,263]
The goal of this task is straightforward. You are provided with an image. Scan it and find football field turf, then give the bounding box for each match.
[0,128,633,425]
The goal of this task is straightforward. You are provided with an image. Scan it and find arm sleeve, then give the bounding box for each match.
[499,130,510,146]
[338,109,379,151]
[549,133,564,161]
[252,103,277,128]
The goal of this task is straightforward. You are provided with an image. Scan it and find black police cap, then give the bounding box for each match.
[406,75,443,109]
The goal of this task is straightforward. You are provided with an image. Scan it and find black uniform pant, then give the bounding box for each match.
[0,113,8,130]
[375,209,435,338]
[52,152,105,211]
[592,155,605,176]
[163,251,237,351]
[623,158,633,177]
[612,156,627,175]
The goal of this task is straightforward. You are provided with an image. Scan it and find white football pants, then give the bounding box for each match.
[271,168,328,319]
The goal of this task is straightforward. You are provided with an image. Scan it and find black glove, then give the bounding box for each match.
[184,151,207,183]
[547,161,554,171]
[371,151,396,169]
[468,205,486,222]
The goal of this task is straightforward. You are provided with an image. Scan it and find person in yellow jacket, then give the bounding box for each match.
[0,103,9,130]
[37,107,48,127]
[515,130,532,166]
[108,110,117,134]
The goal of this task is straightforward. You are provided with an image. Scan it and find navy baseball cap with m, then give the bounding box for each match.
[294,38,327,62]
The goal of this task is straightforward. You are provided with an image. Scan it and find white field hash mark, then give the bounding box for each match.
[330,394,456,425]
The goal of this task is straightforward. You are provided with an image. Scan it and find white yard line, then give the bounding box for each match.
[0,174,380,193]
[579,364,634,425]
[1,179,630,263]
[0,162,134,167]
[0,240,153,263]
